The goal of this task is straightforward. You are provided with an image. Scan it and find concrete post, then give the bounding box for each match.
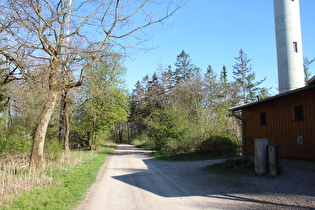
[255,139,268,174]
[268,143,280,176]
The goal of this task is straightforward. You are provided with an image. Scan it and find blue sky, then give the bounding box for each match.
[124,0,315,94]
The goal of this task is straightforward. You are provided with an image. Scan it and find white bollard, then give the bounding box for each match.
[255,139,268,174]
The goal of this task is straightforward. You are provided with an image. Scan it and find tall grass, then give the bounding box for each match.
[0,145,115,209]
[0,154,51,204]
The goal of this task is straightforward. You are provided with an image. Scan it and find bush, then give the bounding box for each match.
[131,134,153,146]
[44,139,62,161]
[196,135,240,157]
[144,108,190,152]
[0,129,32,157]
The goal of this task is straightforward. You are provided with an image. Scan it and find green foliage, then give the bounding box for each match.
[129,49,263,157]
[174,50,200,83]
[196,135,241,157]
[0,128,32,156]
[144,108,190,153]
[214,104,233,135]
[89,130,111,150]
[233,48,266,104]
[44,139,62,161]
[131,134,157,150]
[74,50,130,148]
[69,130,89,149]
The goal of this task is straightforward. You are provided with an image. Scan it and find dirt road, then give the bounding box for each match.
[77,144,315,210]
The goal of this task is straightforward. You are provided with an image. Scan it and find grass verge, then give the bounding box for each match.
[0,145,115,210]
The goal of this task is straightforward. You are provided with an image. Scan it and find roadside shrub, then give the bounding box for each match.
[69,130,89,149]
[44,139,62,161]
[144,108,189,152]
[91,130,110,150]
[196,135,240,157]
[0,129,32,157]
[131,134,154,147]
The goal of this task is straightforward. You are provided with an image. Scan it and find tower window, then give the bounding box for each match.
[294,105,304,121]
[293,42,298,52]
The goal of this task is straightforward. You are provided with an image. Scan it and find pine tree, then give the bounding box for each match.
[220,65,228,86]
[233,49,266,104]
[203,65,218,108]
[304,57,315,83]
[147,73,164,110]
[219,65,229,103]
[129,80,145,136]
[160,65,176,100]
[173,50,200,84]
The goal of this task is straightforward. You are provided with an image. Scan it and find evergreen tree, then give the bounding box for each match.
[233,49,265,104]
[148,73,165,109]
[220,65,228,86]
[304,57,315,83]
[129,73,165,138]
[203,65,218,108]
[173,50,200,84]
[219,65,229,103]
[160,65,176,101]
[205,65,216,81]
[129,81,145,136]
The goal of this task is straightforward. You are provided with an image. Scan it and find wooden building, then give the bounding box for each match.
[230,76,315,160]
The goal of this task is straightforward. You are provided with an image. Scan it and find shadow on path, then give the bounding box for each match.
[112,144,315,209]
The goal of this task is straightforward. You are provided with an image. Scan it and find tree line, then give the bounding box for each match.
[0,0,182,170]
[127,50,314,155]
[2,1,312,171]
[128,49,268,155]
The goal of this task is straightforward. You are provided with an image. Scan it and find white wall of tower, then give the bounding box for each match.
[274,0,305,93]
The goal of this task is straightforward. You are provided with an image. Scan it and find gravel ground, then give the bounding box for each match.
[78,144,315,210]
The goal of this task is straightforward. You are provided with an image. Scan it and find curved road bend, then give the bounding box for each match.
[77,144,315,210]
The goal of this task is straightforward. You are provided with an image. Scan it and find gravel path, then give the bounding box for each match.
[77,144,315,210]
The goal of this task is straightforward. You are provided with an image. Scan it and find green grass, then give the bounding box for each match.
[1,145,115,210]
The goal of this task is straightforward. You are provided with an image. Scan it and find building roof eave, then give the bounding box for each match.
[308,75,315,85]
[229,84,315,111]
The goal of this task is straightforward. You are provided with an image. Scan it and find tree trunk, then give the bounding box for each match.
[64,102,71,153]
[6,97,12,130]
[30,90,58,171]
[118,122,123,143]
[59,89,67,145]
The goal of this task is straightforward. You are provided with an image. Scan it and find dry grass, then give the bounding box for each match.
[0,154,49,204]
[0,150,96,205]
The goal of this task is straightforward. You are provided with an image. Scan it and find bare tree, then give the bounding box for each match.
[0,0,182,170]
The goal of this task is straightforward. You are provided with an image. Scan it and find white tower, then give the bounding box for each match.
[274,0,305,93]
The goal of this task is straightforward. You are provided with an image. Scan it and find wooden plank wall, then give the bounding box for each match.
[242,88,315,159]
